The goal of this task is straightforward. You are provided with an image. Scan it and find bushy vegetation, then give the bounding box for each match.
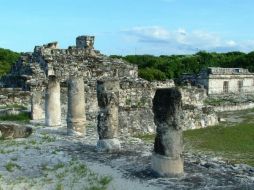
[111,51,254,81]
[0,112,30,122]
[0,48,20,76]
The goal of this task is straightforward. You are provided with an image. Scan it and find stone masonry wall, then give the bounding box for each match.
[180,86,219,130]
[119,80,175,135]
[0,88,30,107]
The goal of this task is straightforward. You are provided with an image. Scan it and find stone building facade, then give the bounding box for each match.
[197,67,254,96]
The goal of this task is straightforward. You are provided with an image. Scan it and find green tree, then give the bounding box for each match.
[0,48,20,76]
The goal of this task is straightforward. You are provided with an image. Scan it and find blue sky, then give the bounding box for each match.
[0,0,254,55]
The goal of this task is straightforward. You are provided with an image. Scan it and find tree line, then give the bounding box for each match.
[0,48,20,76]
[1,47,254,81]
[111,51,254,81]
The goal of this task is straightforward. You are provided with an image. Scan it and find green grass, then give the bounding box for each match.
[134,123,254,166]
[5,162,21,172]
[0,112,30,122]
[204,98,226,106]
[184,124,254,166]
[204,97,243,106]
[55,183,64,190]
[41,134,56,143]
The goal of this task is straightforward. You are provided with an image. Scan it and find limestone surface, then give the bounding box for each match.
[0,121,253,190]
[45,76,61,127]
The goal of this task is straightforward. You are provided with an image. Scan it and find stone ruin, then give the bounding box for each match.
[0,35,218,133]
[0,35,226,178]
[1,35,175,135]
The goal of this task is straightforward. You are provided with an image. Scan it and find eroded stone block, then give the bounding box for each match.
[96,79,121,152]
[0,123,32,139]
[152,88,184,177]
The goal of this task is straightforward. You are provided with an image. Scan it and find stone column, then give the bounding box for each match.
[96,79,121,152]
[151,88,184,177]
[45,76,61,127]
[31,90,44,120]
[67,76,86,136]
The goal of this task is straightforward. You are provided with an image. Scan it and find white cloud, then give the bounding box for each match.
[122,26,254,54]
[123,26,170,42]
[226,40,237,47]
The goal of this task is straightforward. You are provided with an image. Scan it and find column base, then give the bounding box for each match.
[97,139,121,152]
[67,119,86,137]
[46,123,62,128]
[151,152,184,177]
[67,129,85,137]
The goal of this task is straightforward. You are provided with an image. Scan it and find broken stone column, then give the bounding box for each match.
[151,88,184,177]
[76,35,95,49]
[67,76,86,136]
[31,90,44,120]
[45,76,61,127]
[96,79,121,152]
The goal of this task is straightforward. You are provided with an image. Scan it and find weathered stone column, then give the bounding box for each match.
[45,76,61,127]
[67,76,86,136]
[31,90,44,120]
[96,79,121,152]
[151,88,184,177]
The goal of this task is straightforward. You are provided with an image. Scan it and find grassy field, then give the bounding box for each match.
[184,124,254,166]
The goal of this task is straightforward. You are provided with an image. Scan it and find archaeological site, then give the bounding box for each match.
[0,35,253,189]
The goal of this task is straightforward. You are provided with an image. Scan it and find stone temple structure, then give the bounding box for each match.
[1,35,175,134]
[197,67,254,96]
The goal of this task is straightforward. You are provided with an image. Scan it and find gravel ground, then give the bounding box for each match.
[0,120,253,190]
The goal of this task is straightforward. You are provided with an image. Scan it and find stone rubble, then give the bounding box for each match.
[0,123,32,139]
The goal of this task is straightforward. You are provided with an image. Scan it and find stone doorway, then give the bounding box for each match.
[223,81,229,93]
[238,80,243,92]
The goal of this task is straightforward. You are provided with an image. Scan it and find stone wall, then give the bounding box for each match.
[180,86,218,130]
[180,86,207,107]
[208,76,254,95]
[118,79,175,135]
[0,88,30,107]
[214,103,254,112]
